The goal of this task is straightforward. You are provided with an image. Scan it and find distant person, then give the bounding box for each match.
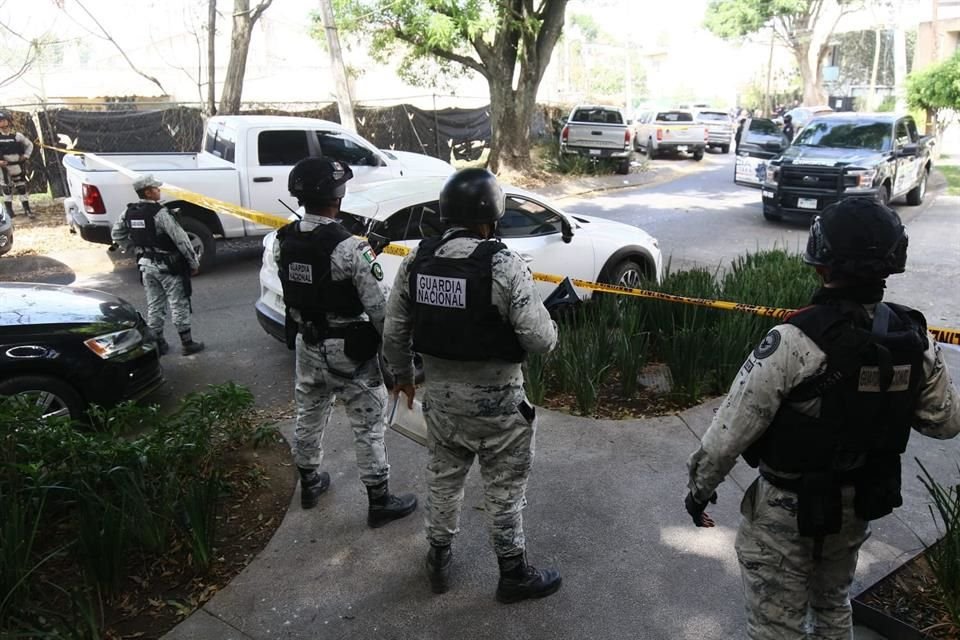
[111,175,205,356]
[735,118,747,152]
[782,114,795,142]
[0,110,35,218]
[684,197,960,639]
[275,157,417,525]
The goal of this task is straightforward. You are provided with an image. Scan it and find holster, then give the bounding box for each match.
[796,471,843,539]
[341,322,381,362]
[284,310,299,351]
[854,454,903,521]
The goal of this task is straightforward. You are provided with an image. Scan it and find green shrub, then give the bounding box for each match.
[918,460,960,628]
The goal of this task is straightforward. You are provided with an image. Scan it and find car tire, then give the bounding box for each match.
[179,216,216,274]
[633,135,642,152]
[692,148,704,161]
[906,167,928,206]
[616,159,631,175]
[877,183,891,207]
[720,144,730,154]
[0,230,12,256]
[0,375,85,421]
[606,259,647,290]
[647,140,656,160]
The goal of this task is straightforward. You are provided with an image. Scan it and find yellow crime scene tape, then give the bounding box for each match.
[37,145,960,347]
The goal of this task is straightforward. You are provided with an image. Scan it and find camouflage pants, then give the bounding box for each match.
[424,400,535,557]
[735,477,871,640]
[292,334,389,487]
[142,265,191,335]
[1,162,28,200]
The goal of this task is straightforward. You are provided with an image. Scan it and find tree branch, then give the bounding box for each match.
[392,27,489,78]
[533,0,566,78]
[0,41,37,88]
[69,0,167,94]
[250,0,274,24]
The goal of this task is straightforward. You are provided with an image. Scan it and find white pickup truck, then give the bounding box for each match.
[632,110,708,161]
[559,105,633,175]
[63,115,453,270]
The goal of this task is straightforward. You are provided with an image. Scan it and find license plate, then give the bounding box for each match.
[589,149,601,155]
[797,197,818,210]
[677,146,688,152]
[762,190,775,198]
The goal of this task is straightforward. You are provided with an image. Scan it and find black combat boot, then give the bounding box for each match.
[3,201,13,218]
[495,552,562,604]
[178,330,205,355]
[21,200,33,219]
[155,336,169,356]
[426,544,452,594]
[366,480,417,528]
[298,467,331,509]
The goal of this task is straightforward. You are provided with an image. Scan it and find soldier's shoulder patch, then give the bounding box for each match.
[371,263,384,281]
[361,246,376,264]
[753,329,781,360]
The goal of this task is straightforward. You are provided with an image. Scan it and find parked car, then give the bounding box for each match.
[782,105,834,133]
[695,109,734,153]
[559,105,633,174]
[632,110,707,160]
[62,115,454,271]
[256,177,663,342]
[758,113,933,222]
[734,118,790,188]
[0,207,11,256]
[0,282,164,420]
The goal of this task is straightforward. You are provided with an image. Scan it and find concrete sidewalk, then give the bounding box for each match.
[163,398,959,640]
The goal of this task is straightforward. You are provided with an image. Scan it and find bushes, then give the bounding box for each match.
[0,383,263,636]
[525,249,819,413]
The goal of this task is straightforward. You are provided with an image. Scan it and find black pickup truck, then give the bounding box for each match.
[739,113,933,222]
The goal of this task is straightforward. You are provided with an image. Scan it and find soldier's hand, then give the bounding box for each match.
[392,383,416,410]
[0,160,6,167]
[190,268,199,276]
[684,491,717,528]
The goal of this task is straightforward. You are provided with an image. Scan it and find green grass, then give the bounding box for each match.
[939,166,960,195]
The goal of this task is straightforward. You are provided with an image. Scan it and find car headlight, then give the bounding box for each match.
[847,169,877,190]
[84,328,143,359]
[766,167,779,186]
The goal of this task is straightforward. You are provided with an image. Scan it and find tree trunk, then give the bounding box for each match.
[867,28,882,111]
[795,42,826,106]
[318,0,356,132]
[206,0,217,116]
[219,0,273,114]
[487,74,538,174]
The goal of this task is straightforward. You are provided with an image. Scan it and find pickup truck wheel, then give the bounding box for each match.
[179,217,216,273]
[906,168,928,206]
[646,140,657,160]
[692,149,704,161]
[877,183,891,207]
[616,159,631,175]
[0,375,85,421]
[720,144,730,154]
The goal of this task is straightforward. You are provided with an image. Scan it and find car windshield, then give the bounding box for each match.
[697,112,729,122]
[655,111,693,122]
[792,120,892,151]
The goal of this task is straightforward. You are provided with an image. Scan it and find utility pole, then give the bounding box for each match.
[318,0,356,132]
[764,25,775,116]
[207,0,217,116]
[624,47,632,117]
[892,1,907,112]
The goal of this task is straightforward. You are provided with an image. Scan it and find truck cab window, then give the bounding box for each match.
[499,197,562,238]
[205,124,237,162]
[315,131,380,166]
[258,130,309,166]
[895,120,912,147]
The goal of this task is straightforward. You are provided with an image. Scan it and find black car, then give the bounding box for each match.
[0,207,11,256]
[0,283,164,420]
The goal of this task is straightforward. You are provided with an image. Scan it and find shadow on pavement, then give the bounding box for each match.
[0,254,76,285]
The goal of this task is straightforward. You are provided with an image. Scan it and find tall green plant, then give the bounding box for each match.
[181,471,223,572]
[917,460,960,628]
[523,351,551,406]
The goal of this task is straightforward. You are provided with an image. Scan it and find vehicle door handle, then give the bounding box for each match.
[253,177,273,183]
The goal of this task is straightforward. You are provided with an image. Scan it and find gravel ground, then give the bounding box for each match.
[3,197,91,257]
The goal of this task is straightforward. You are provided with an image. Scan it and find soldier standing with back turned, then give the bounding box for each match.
[684,197,960,639]
[111,174,205,356]
[382,168,561,603]
[0,110,35,219]
[275,157,417,526]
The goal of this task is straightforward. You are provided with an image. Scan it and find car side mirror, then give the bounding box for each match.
[898,143,918,157]
[367,232,391,255]
[560,218,574,244]
[559,116,568,126]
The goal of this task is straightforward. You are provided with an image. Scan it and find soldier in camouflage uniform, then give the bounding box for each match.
[275,157,416,526]
[685,197,960,639]
[382,168,561,604]
[111,174,205,356]
[0,110,35,218]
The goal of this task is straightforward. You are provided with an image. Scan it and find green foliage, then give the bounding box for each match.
[0,383,262,635]
[908,51,960,138]
[918,460,960,628]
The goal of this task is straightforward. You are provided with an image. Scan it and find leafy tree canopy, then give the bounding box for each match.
[908,52,960,112]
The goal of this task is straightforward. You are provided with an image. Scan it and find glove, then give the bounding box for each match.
[685,490,717,528]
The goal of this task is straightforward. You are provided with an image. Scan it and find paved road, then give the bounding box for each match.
[8,151,958,412]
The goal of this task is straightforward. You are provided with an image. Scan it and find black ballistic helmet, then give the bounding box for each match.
[288,157,353,202]
[439,168,505,224]
[0,110,10,123]
[803,196,908,280]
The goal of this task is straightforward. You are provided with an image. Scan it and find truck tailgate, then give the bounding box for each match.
[567,123,627,149]
[658,125,704,144]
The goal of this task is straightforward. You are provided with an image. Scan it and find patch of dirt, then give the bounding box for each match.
[35,434,295,639]
[5,197,92,257]
[859,551,960,639]
[540,371,707,420]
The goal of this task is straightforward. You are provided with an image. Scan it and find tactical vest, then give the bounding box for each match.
[276,220,364,321]
[408,233,524,363]
[743,300,927,523]
[0,131,23,159]
[124,202,178,253]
